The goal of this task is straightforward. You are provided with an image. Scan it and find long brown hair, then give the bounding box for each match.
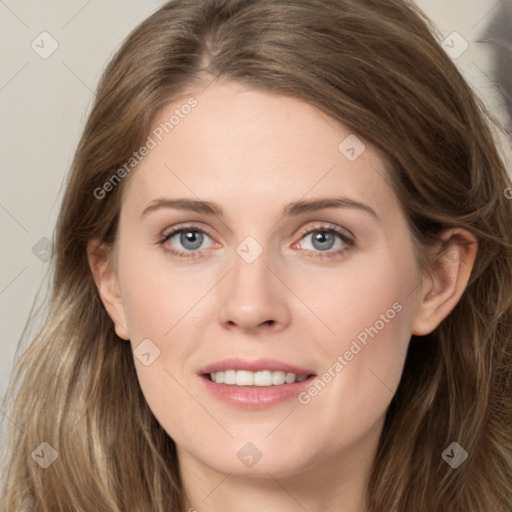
[2,0,511,510]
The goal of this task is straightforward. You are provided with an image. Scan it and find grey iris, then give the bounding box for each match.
[181,230,203,250]
[312,231,335,250]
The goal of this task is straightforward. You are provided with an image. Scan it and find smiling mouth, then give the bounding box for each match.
[205,370,313,386]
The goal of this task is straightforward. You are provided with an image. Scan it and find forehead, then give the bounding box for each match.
[122,81,397,220]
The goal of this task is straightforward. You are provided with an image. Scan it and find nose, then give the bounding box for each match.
[217,248,291,335]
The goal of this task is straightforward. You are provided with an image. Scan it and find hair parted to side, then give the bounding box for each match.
[2,0,511,510]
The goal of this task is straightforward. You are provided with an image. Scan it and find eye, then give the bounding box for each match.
[159,226,217,258]
[294,224,354,259]
[158,223,354,260]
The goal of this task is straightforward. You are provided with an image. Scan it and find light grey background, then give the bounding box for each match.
[0,0,511,421]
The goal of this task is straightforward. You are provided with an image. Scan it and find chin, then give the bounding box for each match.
[178,432,318,478]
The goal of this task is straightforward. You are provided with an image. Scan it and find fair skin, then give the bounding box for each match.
[88,81,477,512]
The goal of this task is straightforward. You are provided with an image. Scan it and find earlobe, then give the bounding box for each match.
[411,229,478,336]
[87,238,130,340]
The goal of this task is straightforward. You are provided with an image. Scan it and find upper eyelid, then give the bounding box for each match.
[296,223,354,240]
[161,222,215,238]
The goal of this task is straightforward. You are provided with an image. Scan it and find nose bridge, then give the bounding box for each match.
[217,236,291,331]
[230,238,275,304]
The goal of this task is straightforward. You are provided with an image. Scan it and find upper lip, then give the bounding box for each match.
[199,358,315,376]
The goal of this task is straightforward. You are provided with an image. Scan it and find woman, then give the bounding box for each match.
[2,0,511,510]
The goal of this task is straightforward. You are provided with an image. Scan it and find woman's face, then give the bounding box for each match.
[107,81,426,478]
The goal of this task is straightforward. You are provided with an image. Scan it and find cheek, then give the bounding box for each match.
[299,252,416,432]
[298,248,415,355]
[114,242,213,431]
[116,239,205,340]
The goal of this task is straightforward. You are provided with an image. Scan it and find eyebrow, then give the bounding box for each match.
[141,196,378,219]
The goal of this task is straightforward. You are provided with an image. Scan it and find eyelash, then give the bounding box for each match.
[158,223,355,260]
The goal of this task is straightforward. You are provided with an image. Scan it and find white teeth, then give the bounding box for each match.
[209,369,309,386]
[236,370,254,386]
[285,372,296,384]
[272,371,286,385]
[224,370,236,385]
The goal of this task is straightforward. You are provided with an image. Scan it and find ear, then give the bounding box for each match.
[411,228,478,336]
[87,238,130,340]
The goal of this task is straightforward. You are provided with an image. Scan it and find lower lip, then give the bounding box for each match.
[200,375,316,409]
